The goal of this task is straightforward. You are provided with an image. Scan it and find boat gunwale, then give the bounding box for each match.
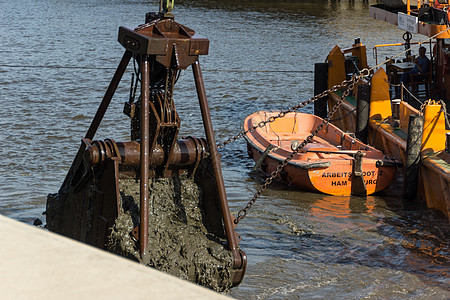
[244,123,396,195]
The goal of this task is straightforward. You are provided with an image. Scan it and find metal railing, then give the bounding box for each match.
[373,41,434,66]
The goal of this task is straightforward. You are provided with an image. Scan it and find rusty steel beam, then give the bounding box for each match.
[140,55,150,257]
[60,51,132,191]
[192,61,242,269]
[85,50,133,140]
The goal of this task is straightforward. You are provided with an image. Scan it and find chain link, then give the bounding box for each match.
[439,99,450,130]
[216,79,355,149]
[234,74,361,224]
[134,18,161,32]
[419,99,429,115]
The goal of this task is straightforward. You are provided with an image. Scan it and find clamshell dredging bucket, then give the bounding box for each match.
[46,8,246,291]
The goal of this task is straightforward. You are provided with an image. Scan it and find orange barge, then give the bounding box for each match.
[319,0,450,218]
[243,112,397,196]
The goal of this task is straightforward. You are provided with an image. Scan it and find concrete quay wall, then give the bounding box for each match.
[0,214,232,300]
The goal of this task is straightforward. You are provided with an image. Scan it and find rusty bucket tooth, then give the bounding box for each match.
[46,10,246,291]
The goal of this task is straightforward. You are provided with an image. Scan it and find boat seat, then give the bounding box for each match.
[303,147,339,153]
[302,143,337,151]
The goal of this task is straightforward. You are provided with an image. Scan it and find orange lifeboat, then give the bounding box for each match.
[243,111,398,196]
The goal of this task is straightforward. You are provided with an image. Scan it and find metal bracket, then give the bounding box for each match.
[131,225,139,240]
[253,144,276,171]
[351,151,367,196]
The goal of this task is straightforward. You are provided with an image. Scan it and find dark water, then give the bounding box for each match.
[1,0,448,298]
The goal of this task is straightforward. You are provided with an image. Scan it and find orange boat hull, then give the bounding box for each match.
[244,112,397,196]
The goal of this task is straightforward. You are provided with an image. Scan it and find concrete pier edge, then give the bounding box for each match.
[0,214,232,300]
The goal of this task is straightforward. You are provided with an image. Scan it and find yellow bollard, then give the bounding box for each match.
[421,100,447,152]
[369,68,392,121]
[326,46,346,89]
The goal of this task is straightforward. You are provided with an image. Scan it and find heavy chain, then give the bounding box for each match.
[217,78,356,149]
[419,99,429,115]
[234,74,362,224]
[439,99,450,129]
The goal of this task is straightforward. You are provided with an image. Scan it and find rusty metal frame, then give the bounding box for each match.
[140,55,151,255]
[192,61,244,271]
[60,51,132,193]
[53,14,246,285]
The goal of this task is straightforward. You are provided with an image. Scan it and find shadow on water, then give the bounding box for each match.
[242,169,450,291]
[219,127,449,293]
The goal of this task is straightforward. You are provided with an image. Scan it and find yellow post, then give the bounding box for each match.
[421,101,447,152]
[351,44,368,71]
[369,68,392,121]
[407,0,411,15]
[326,46,346,89]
